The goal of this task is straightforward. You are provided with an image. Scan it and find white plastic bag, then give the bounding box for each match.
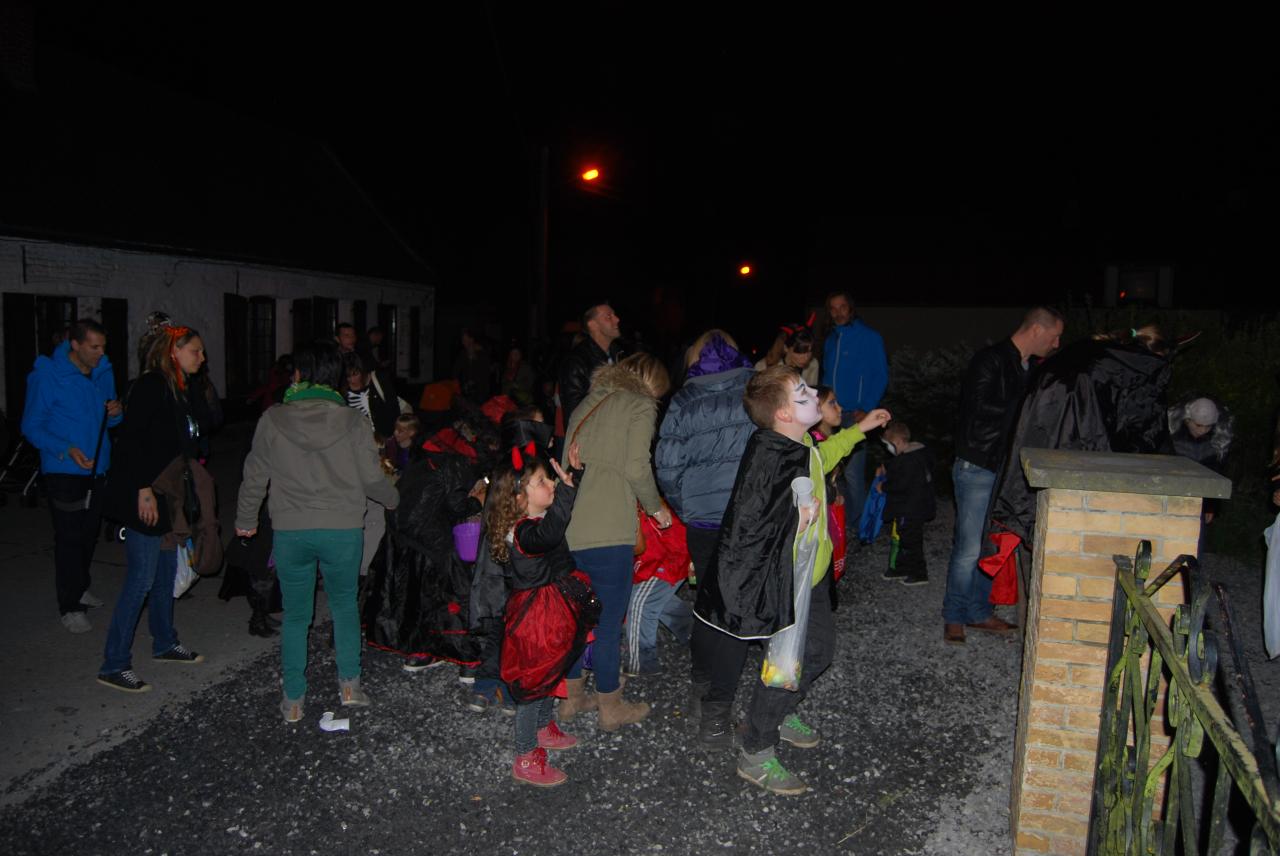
[174,538,198,598]
[761,482,822,691]
[1264,511,1280,659]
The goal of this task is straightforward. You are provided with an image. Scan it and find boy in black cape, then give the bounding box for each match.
[691,365,890,795]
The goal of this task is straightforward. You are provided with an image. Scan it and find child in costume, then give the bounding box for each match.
[692,365,890,794]
[878,420,936,586]
[624,502,692,677]
[487,441,597,787]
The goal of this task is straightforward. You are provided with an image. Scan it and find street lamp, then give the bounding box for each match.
[581,167,600,182]
[739,264,753,276]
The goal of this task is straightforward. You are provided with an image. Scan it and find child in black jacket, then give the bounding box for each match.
[880,421,937,586]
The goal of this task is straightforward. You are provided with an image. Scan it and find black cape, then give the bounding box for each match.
[361,450,484,664]
[694,429,804,639]
[986,339,1172,551]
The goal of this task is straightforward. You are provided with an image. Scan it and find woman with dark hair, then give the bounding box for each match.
[97,324,208,693]
[755,323,819,386]
[235,342,399,722]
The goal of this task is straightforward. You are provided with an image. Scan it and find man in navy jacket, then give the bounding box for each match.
[21,319,122,633]
[821,292,888,544]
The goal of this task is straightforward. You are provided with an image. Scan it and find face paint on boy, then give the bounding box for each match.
[792,381,822,426]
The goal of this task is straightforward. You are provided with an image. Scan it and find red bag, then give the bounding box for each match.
[981,532,1020,606]
[500,571,601,703]
[829,503,847,581]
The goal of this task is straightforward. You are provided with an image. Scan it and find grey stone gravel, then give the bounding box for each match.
[5,500,1273,856]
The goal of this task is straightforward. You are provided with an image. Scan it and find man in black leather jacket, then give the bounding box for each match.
[557,301,624,424]
[942,307,1063,644]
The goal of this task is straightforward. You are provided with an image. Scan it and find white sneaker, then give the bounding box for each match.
[61,611,92,633]
[80,591,104,608]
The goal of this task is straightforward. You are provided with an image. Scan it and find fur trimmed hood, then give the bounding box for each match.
[589,362,654,399]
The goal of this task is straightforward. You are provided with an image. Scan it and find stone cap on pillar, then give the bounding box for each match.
[1020,449,1232,499]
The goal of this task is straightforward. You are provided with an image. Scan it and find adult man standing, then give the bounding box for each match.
[821,291,888,539]
[558,301,623,423]
[336,323,358,354]
[943,306,1063,644]
[21,319,123,633]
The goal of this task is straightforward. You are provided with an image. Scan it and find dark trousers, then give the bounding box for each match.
[44,474,104,615]
[896,517,927,579]
[691,573,837,753]
[686,525,721,688]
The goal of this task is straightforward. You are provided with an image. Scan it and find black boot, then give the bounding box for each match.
[249,609,278,638]
[697,701,734,751]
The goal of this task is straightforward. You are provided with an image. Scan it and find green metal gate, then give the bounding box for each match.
[1088,541,1280,854]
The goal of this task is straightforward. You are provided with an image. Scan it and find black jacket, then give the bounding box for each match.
[694,429,804,639]
[104,372,197,535]
[509,480,578,591]
[986,338,1172,550]
[955,339,1031,472]
[882,442,937,523]
[558,337,621,425]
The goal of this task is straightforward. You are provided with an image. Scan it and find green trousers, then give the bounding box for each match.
[273,528,363,700]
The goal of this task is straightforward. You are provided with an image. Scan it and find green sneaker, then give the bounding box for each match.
[779,714,820,749]
[736,748,807,795]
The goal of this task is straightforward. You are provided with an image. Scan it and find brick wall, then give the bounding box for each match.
[1011,488,1200,855]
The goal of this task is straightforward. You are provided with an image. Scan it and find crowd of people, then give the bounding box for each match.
[18,293,1272,796]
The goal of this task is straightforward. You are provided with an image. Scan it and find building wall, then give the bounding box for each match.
[0,236,433,408]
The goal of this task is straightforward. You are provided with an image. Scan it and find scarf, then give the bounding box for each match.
[284,382,345,405]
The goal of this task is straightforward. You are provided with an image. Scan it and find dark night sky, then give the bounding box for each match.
[21,4,1279,345]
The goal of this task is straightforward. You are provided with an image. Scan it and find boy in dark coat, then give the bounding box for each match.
[692,365,890,795]
[879,421,937,586]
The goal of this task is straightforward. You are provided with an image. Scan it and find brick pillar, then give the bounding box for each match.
[1009,450,1230,856]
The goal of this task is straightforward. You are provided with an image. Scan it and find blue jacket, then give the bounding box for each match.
[21,341,121,477]
[655,366,755,527]
[822,319,888,413]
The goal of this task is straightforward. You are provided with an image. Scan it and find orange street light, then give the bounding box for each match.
[739,264,752,276]
[581,167,601,182]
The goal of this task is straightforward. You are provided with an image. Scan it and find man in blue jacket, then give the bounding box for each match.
[21,319,122,633]
[821,292,888,545]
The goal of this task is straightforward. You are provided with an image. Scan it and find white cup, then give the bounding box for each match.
[791,476,814,508]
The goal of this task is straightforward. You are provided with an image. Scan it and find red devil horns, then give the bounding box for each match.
[510,441,538,472]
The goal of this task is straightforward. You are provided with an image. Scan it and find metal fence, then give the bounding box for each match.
[1088,541,1280,855]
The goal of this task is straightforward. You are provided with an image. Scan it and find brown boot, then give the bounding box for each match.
[557,677,597,723]
[596,687,650,731]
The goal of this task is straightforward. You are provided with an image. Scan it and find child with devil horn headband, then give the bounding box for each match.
[482,442,599,787]
[755,317,819,386]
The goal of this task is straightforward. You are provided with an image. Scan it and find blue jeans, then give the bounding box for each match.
[100,530,178,674]
[839,412,868,537]
[566,544,633,694]
[274,528,364,700]
[625,578,692,673]
[942,459,997,624]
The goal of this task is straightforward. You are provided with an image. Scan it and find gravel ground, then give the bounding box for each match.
[4,502,1273,856]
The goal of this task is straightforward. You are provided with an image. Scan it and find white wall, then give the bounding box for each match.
[0,236,433,406]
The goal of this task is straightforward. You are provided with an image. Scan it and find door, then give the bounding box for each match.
[225,293,249,398]
[100,297,128,399]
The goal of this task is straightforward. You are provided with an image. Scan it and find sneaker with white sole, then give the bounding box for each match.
[736,747,807,795]
[153,644,203,664]
[402,656,447,673]
[778,714,821,749]
[280,695,304,723]
[61,611,92,634]
[97,670,151,693]
[79,591,104,608]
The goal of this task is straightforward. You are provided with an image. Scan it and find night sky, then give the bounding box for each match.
[23,5,1278,347]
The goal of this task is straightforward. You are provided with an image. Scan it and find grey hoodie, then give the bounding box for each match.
[236,398,399,532]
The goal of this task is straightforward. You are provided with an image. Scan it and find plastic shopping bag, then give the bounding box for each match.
[761,513,821,691]
[859,474,887,543]
[174,538,198,597]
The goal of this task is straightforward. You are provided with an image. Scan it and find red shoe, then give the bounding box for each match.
[512,747,568,787]
[537,720,578,750]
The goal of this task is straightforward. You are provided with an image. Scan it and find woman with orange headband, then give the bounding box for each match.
[97,323,208,693]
